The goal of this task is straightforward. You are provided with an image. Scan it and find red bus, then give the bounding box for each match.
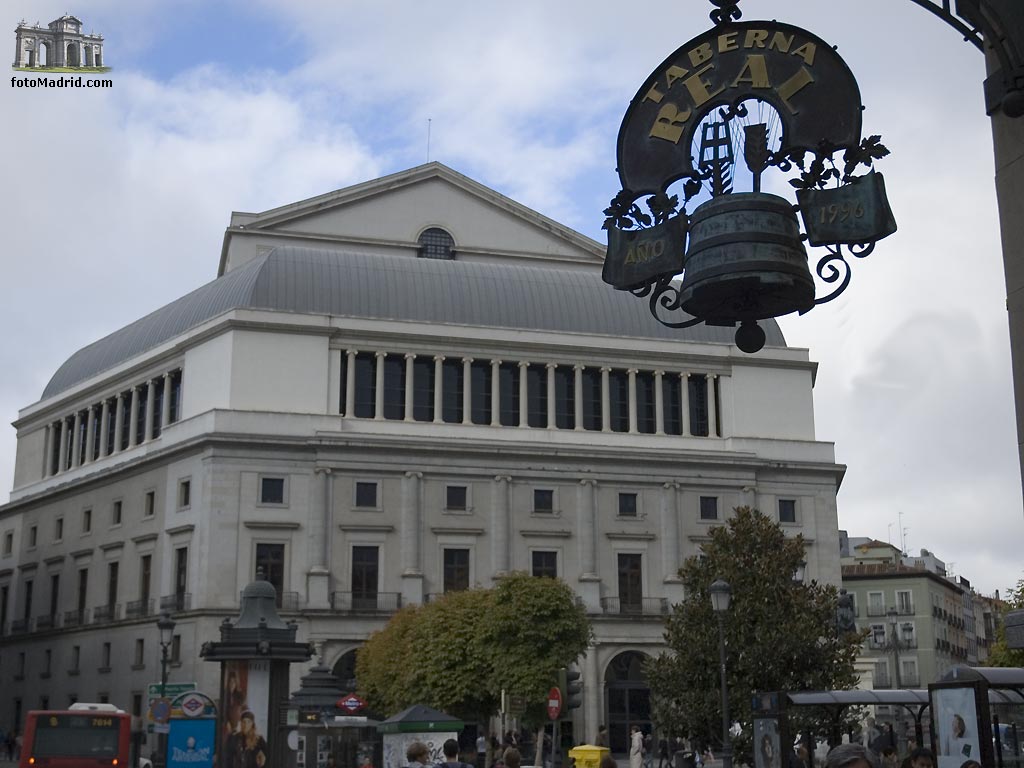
[19,704,132,768]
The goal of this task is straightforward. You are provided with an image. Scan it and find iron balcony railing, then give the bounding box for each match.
[64,608,89,627]
[599,597,670,616]
[238,590,300,611]
[125,598,155,619]
[160,593,191,613]
[10,618,29,634]
[93,603,121,623]
[331,592,402,613]
[866,605,887,617]
[34,613,58,631]
[895,604,915,615]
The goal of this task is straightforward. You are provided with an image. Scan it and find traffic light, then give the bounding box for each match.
[564,664,582,710]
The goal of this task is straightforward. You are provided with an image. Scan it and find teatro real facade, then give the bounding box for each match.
[0,163,845,751]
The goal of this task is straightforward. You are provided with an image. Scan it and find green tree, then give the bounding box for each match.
[987,578,1024,667]
[647,507,863,764]
[356,574,591,723]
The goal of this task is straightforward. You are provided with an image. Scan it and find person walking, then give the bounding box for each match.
[657,736,670,768]
[477,734,488,768]
[437,739,473,768]
[630,726,644,768]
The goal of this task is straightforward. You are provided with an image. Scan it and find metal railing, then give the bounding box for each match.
[160,593,191,613]
[93,603,121,623]
[895,604,915,615]
[238,590,300,611]
[866,605,888,617]
[64,608,89,627]
[331,592,402,613]
[599,597,670,616]
[34,613,58,631]
[125,598,155,619]
[10,618,29,634]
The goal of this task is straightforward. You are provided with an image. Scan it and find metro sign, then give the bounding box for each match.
[337,694,366,713]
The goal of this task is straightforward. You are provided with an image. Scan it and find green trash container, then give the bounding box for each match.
[568,745,610,768]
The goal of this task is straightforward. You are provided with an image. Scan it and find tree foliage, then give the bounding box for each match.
[647,508,863,764]
[986,578,1024,667]
[356,574,592,722]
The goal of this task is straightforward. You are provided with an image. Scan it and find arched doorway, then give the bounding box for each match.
[605,651,653,754]
[65,42,79,66]
[37,42,49,67]
[332,648,359,692]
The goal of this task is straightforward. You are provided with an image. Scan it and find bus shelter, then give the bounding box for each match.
[930,666,1024,768]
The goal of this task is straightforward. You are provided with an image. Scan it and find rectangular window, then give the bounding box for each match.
[470,360,492,425]
[896,590,913,614]
[663,374,682,435]
[412,358,435,422]
[689,375,709,437]
[867,591,884,615]
[618,493,638,518]
[608,370,629,432]
[140,554,152,604]
[443,548,470,592]
[351,545,379,610]
[3,531,12,555]
[169,372,183,423]
[120,394,132,450]
[446,486,468,511]
[175,547,188,600]
[554,367,575,429]
[533,489,554,514]
[339,353,348,415]
[107,562,119,608]
[699,496,718,520]
[17,652,25,677]
[635,371,656,434]
[255,543,286,600]
[105,400,117,456]
[171,634,181,663]
[354,482,378,508]
[178,479,191,509]
[441,359,463,423]
[526,364,548,428]
[23,579,33,621]
[135,386,149,445]
[531,551,558,579]
[112,500,122,526]
[144,490,155,517]
[1,585,8,633]
[617,553,643,612]
[44,649,52,676]
[91,406,102,457]
[101,642,111,670]
[71,645,80,672]
[353,352,376,418]
[82,508,92,534]
[133,638,144,667]
[152,379,165,438]
[77,569,88,613]
[778,499,796,523]
[498,362,520,426]
[260,477,286,505]
[49,574,60,619]
[382,354,406,420]
[132,693,143,717]
[28,524,37,548]
[54,517,64,542]
[581,368,602,431]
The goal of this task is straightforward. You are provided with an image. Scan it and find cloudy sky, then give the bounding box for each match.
[1,0,1021,597]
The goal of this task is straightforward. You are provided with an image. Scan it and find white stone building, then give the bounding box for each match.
[0,163,845,752]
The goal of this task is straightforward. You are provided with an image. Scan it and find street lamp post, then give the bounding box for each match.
[156,612,176,768]
[709,579,733,768]
[886,608,903,690]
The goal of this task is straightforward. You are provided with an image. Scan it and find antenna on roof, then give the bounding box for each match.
[426,118,432,163]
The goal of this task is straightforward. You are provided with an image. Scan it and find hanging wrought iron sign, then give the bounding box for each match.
[603,0,896,352]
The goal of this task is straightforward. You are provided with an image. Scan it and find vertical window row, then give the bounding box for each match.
[339,350,720,437]
[43,368,184,478]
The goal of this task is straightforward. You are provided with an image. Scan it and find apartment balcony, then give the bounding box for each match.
[93,603,121,624]
[598,597,670,616]
[125,598,155,619]
[10,618,30,634]
[895,604,915,615]
[34,613,58,631]
[331,591,402,613]
[866,605,887,617]
[64,608,89,627]
[160,593,191,613]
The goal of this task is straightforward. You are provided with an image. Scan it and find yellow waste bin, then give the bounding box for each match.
[568,745,610,768]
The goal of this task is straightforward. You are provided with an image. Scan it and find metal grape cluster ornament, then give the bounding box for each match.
[602,0,896,352]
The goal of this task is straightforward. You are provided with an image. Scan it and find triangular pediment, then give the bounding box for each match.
[220,163,604,275]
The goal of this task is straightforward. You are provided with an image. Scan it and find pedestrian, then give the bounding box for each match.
[823,743,879,768]
[437,738,473,768]
[630,726,643,768]
[657,736,670,768]
[643,733,654,768]
[477,734,488,768]
[906,748,934,768]
[503,749,521,768]
[406,741,431,768]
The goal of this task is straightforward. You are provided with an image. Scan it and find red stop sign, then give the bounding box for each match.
[547,687,563,720]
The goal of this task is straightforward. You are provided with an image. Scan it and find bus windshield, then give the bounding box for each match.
[30,714,121,758]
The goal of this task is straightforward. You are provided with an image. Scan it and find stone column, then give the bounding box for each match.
[491,476,511,577]
[600,367,611,432]
[307,468,332,609]
[680,373,690,436]
[433,356,445,423]
[490,360,502,426]
[58,418,69,472]
[344,350,357,417]
[99,400,110,457]
[42,424,53,477]
[160,373,172,428]
[577,479,601,610]
[546,363,557,429]
[404,353,415,422]
[401,471,425,604]
[518,362,529,427]
[71,411,82,468]
[327,350,342,415]
[661,483,682,582]
[462,358,473,425]
[374,351,386,420]
[627,368,638,434]
[573,364,584,431]
[144,380,156,442]
[128,387,140,448]
[654,371,665,435]
[708,374,719,437]
[84,406,96,463]
[583,646,600,750]
[112,394,124,453]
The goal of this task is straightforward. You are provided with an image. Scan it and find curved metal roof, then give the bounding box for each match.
[42,246,787,399]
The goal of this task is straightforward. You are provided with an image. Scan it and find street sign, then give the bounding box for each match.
[148,683,197,698]
[547,687,562,721]
[336,694,366,713]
